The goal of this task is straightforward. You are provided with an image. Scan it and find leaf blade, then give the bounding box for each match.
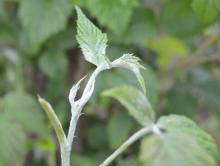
[38,96,66,145]
[103,86,155,126]
[75,0,138,35]
[139,115,220,166]
[75,6,108,66]
[140,132,216,166]
[112,54,146,93]
[157,115,220,162]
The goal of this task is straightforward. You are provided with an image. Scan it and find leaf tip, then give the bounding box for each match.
[37,94,43,103]
[75,5,84,20]
[37,95,50,112]
[75,5,80,13]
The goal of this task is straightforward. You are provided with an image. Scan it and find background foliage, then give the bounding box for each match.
[0,0,220,165]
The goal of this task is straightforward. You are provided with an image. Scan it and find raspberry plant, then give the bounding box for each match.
[38,7,219,166]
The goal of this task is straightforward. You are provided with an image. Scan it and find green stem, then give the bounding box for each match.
[99,127,152,166]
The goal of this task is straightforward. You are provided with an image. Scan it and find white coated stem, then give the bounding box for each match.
[99,127,152,166]
[64,59,144,166]
[61,142,71,166]
[67,59,138,147]
[67,108,80,144]
[62,62,112,166]
[67,62,110,146]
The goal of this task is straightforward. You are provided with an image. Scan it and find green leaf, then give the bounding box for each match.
[112,54,146,93]
[192,0,220,23]
[140,132,216,166]
[38,96,66,145]
[19,0,72,52]
[90,66,160,107]
[140,115,219,166]
[1,91,46,135]
[39,49,68,78]
[0,116,25,166]
[75,6,107,66]
[107,111,133,149]
[158,115,220,161]
[103,86,155,126]
[75,0,138,35]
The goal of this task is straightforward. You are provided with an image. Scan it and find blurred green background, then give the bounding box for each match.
[0,0,220,165]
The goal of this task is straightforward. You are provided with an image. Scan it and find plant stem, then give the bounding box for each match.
[61,143,71,166]
[99,126,152,166]
[67,62,111,148]
[67,108,80,144]
[63,59,145,166]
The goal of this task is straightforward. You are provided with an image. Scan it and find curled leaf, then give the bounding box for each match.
[112,54,146,93]
[69,75,87,107]
[38,96,66,145]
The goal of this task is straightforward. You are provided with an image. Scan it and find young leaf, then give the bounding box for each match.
[76,6,108,66]
[112,54,146,93]
[75,0,138,35]
[140,115,220,166]
[69,75,87,108]
[102,86,155,126]
[90,67,159,107]
[38,96,66,145]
